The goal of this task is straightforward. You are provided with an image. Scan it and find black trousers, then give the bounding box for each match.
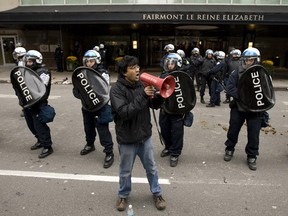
[56,59,63,72]
[199,74,211,97]
[23,108,52,148]
[225,107,262,157]
[81,108,113,154]
[159,110,184,156]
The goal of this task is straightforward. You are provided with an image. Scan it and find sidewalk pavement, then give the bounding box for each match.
[1,65,287,90]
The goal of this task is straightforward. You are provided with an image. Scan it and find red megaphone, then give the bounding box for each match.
[140,72,176,98]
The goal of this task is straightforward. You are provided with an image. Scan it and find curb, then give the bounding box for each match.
[273,87,288,91]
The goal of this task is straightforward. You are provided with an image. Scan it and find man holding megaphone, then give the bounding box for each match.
[110,55,166,212]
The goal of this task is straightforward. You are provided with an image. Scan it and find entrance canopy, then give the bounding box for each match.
[0,5,288,25]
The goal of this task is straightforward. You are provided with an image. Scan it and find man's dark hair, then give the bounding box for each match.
[117,55,139,78]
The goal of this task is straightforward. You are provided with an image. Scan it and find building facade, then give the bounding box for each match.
[0,0,287,69]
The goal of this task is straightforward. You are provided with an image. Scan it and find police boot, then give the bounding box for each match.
[206,103,215,107]
[200,96,205,104]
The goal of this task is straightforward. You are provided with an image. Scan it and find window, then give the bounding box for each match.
[43,0,64,4]
[66,0,87,4]
[184,0,206,3]
[257,0,280,3]
[21,0,42,5]
[89,0,110,3]
[209,0,231,3]
[233,0,255,3]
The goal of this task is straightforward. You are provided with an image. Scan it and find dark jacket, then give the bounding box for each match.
[180,57,191,72]
[200,57,216,76]
[225,65,243,100]
[226,64,248,112]
[225,57,241,78]
[54,47,63,60]
[209,60,227,80]
[110,77,156,144]
[190,54,204,74]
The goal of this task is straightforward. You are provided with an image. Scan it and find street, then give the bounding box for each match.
[0,83,288,216]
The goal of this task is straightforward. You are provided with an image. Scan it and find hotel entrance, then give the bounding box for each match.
[146,33,231,68]
[148,37,174,66]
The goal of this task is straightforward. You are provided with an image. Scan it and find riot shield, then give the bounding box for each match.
[163,71,196,114]
[10,66,46,108]
[72,67,109,112]
[237,65,275,112]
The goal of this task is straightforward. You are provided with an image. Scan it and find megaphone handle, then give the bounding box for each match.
[144,85,156,98]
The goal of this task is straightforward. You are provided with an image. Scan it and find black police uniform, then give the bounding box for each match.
[223,56,241,102]
[207,60,227,106]
[189,54,204,90]
[199,57,216,100]
[22,66,53,157]
[72,65,114,156]
[224,64,262,158]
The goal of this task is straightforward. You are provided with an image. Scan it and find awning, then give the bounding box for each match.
[0,5,288,25]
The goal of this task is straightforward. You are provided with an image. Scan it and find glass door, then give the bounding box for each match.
[148,37,174,67]
[0,36,17,65]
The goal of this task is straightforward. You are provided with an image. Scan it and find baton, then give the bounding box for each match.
[212,77,226,93]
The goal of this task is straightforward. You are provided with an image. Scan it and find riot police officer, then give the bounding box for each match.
[176,49,190,73]
[224,47,262,171]
[159,53,185,167]
[13,46,27,117]
[206,51,227,107]
[13,46,26,66]
[190,48,204,91]
[223,49,242,103]
[99,44,107,69]
[73,50,114,169]
[160,44,175,68]
[199,49,216,104]
[23,50,54,158]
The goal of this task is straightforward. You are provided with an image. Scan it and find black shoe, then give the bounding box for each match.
[103,153,114,169]
[160,149,170,157]
[247,157,257,171]
[80,145,95,155]
[38,147,53,159]
[170,155,179,167]
[223,99,230,104]
[224,150,234,161]
[215,103,220,106]
[200,97,205,104]
[30,142,42,150]
[206,103,215,107]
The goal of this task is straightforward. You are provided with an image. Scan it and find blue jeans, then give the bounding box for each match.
[118,137,162,198]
